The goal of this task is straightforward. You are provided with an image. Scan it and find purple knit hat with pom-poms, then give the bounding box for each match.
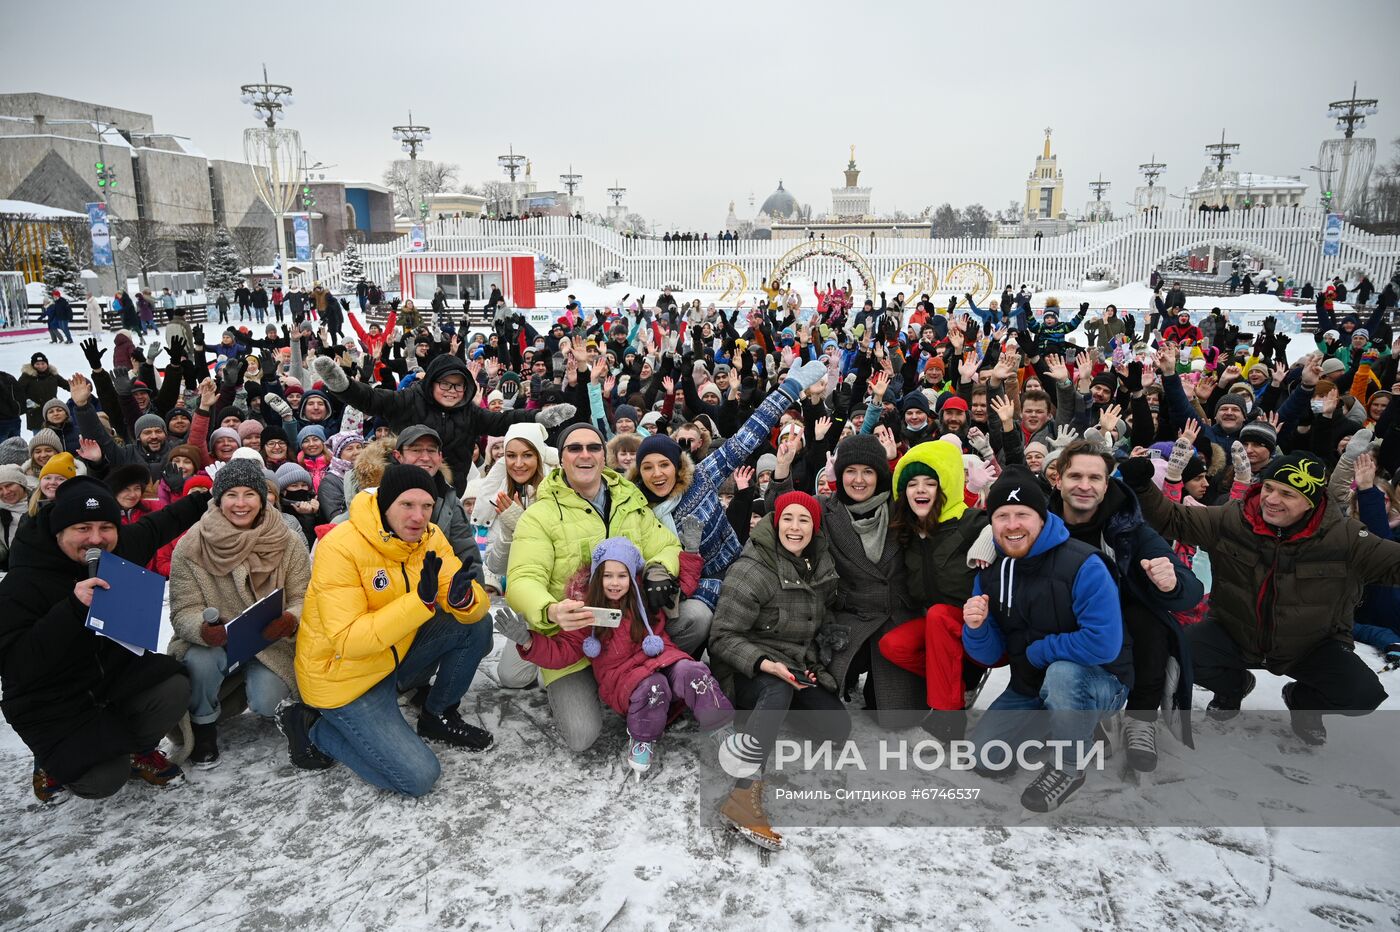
[581,536,663,658]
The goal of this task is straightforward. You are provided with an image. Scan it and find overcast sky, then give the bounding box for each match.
[5,0,1397,230]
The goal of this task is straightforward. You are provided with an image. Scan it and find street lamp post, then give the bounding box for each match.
[392,113,432,222]
[497,145,527,217]
[241,65,301,296]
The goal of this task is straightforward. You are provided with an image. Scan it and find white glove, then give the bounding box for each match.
[265,394,293,420]
[311,354,348,392]
[1342,428,1374,462]
[789,358,829,391]
[536,403,576,428]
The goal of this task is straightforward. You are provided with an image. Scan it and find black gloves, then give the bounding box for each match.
[167,335,187,364]
[192,324,205,345]
[1118,456,1155,492]
[1122,362,1143,395]
[1263,316,1277,336]
[221,355,248,387]
[447,566,476,610]
[418,551,442,607]
[1079,302,1090,313]
[644,568,679,614]
[162,464,187,497]
[1274,333,1291,357]
[814,623,851,667]
[80,337,107,370]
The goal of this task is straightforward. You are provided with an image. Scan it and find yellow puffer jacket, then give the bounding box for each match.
[506,467,680,686]
[296,490,488,709]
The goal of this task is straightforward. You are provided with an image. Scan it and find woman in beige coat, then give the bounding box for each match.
[168,459,311,768]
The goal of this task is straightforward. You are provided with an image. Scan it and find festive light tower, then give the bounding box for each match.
[392,112,433,221]
[1319,82,1380,216]
[607,180,628,227]
[560,165,584,215]
[1086,173,1112,222]
[1204,130,1240,208]
[498,145,527,216]
[241,66,302,294]
[1136,155,1167,213]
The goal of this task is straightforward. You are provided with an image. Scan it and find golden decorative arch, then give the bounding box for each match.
[940,261,995,309]
[768,239,876,301]
[888,261,939,302]
[700,261,749,304]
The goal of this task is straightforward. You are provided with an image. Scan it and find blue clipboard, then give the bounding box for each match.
[85,551,165,655]
[224,589,285,671]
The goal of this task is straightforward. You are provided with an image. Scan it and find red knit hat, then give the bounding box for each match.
[773,490,822,533]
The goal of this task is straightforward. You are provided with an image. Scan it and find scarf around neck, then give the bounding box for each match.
[183,500,298,597]
[845,491,890,562]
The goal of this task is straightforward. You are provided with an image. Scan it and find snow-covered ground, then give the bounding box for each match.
[2,330,1398,931]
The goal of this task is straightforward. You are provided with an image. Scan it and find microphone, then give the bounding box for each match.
[202,607,222,626]
[85,547,102,580]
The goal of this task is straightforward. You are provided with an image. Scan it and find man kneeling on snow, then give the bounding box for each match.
[279,464,490,797]
[962,467,1131,813]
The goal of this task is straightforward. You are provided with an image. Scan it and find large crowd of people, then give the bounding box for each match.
[0,278,1398,852]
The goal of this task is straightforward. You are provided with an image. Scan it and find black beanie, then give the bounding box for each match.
[833,434,892,503]
[215,405,243,425]
[1180,455,1208,486]
[985,466,1049,521]
[261,422,287,446]
[49,476,122,535]
[376,463,437,532]
[1260,452,1328,508]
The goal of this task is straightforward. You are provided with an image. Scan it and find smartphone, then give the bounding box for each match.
[587,607,623,628]
[789,668,815,689]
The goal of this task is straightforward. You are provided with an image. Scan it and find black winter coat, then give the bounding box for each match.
[328,353,535,495]
[0,491,207,782]
[897,509,989,611]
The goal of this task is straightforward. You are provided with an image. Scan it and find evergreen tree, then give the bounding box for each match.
[206,227,242,299]
[41,231,85,299]
[341,240,365,285]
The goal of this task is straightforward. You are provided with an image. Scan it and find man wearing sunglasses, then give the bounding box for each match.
[504,423,681,753]
[311,352,574,496]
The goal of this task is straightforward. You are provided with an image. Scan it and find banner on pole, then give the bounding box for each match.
[86,202,113,267]
[1322,213,1343,257]
[293,216,311,260]
[409,224,427,252]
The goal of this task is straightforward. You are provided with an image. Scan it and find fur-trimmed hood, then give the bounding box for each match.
[626,450,695,504]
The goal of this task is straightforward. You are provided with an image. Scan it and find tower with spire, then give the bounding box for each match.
[831,144,872,219]
[1024,127,1065,220]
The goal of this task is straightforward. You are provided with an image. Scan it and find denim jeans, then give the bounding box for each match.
[968,660,1127,773]
[1353,623,1400,652]
[183,645,289,725]
[310,615,491,796]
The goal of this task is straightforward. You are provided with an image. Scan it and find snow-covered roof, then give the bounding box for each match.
[315,179,392,195]
[1235,172,1307,189]
[0,199,86,219]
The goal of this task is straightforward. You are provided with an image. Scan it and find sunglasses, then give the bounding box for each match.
[563,443,604,454]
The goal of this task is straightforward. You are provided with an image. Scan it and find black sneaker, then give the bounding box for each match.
[920,709,968,745]
[275,700,336,770]
[1282,683,1327,746]
[418,707,494,751]
[1020,768,1087,812]
[190,722,221,770]
[1122,717,1158,772]
[1207,670,1256,720]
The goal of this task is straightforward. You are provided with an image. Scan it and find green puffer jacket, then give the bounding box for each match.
[708,519,841,698]
[1136,479,1400,671]
[505,466,680,686]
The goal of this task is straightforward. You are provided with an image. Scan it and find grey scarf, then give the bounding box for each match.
[845,492,890,563]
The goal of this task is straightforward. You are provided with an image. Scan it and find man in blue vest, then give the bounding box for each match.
[962,466,1131,813]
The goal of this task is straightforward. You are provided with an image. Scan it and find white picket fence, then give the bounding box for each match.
[312,210,1400,300]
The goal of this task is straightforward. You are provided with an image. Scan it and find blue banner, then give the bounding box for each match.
[293,216,311,261]
[409,224,426,252]
[1322,213,1343,257]
[86,202,113,267]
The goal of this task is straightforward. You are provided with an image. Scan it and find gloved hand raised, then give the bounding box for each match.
[310,354,349,392]
[418,551,442,608]
[1117,455,1155,492]
[788,358,828,391]
[80,337,107,371]
[492,607,533,646]
[264,394,293,421]
[536,403,576,428]
[447,565,477,611]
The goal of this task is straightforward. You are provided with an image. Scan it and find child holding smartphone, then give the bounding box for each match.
[497,536,732,778]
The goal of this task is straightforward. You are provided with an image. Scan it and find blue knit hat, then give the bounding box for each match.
[582,536,663,658]
[297,424,327,447]
[636,434,682,470]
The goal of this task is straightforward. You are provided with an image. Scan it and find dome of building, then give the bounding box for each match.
[760,180,800,220]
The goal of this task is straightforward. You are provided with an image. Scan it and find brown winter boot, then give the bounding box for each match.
[719,781,785,851]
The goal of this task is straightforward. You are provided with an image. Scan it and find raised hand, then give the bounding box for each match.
[198,377,218,410]
[869,370,890,401]
[775,437,799,470]
[874,424,898,461]
[814,416,833,441]
[79,337,107,371]
[732,465,754,490]
[1044,354,1069,383]
[989,394,1015,430]
[1097,403,1123,434]
[68,371,92,406]
[492,606,533,646]
[418,551,443,607]
[77,435,103,463]
[1354,452,1377,490]
[962,594,989,629]
[1230,440,1252,482]
[1138,557,1178,593]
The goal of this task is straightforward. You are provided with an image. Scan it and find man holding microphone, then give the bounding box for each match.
[0,474,210,803]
